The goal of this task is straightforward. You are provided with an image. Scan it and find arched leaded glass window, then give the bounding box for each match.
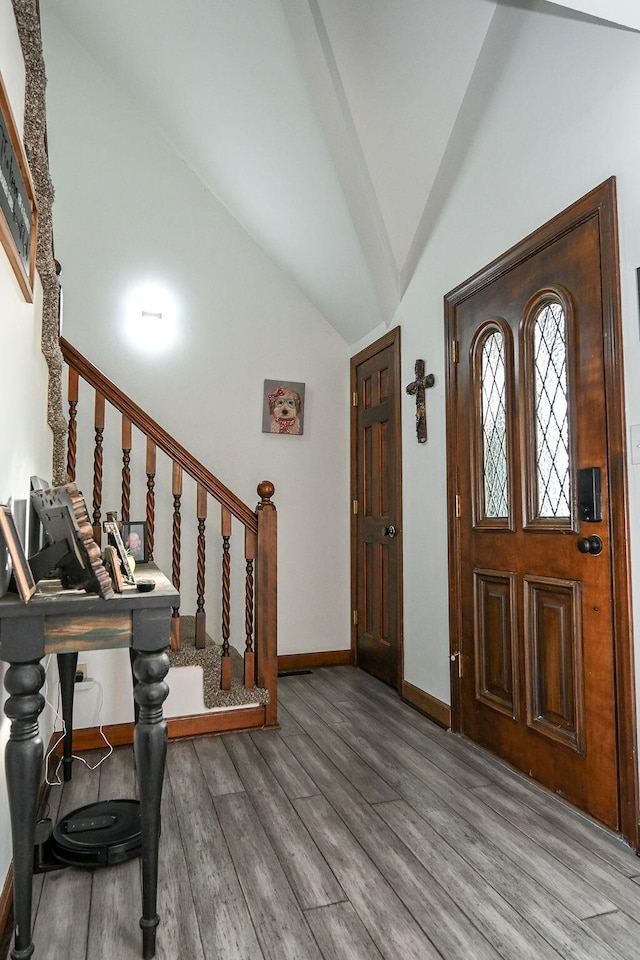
[532,300,570,519]
[481,330,509,519]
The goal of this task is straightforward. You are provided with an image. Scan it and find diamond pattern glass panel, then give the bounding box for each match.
[534,302,570,518]
[481,332,508,518]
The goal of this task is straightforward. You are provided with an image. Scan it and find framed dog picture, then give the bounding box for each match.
[262,380,305,436]
[121,521,148,563]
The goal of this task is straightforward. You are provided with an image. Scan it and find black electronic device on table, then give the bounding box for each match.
[28,478,113,597]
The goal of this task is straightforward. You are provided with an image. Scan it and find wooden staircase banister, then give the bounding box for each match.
[61,337,278,729]
[60,337,257,533]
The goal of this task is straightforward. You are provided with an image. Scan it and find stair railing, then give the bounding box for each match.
[60,337,277,726]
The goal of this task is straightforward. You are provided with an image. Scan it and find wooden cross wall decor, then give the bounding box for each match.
[406,359,435,443]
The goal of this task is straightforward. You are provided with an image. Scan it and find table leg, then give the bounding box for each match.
[57,652,78,781]
[3,660,46,960]
[129,648,140,726]
[132,648,170,960]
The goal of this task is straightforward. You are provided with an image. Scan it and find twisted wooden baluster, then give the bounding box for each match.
[121,416,132,523]
[67,367,79,482]
[221,506,232,690]
[146,437,156,561]
[195,483,207,649]
[171,461,182,651]
[92,391,105,545]
[244,527,256,688]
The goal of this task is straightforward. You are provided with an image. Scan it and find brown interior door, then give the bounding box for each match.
[351,328,403,688]
[446,182,635,833]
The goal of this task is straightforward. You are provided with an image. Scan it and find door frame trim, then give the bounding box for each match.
[444,178,639,846]
[350,326,404,692]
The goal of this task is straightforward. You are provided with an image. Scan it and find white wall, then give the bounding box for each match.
[5,0,640,906]
[40,10,352,724]
[0,0,53,895]
[397,1,640,711]
[39,0,640,748]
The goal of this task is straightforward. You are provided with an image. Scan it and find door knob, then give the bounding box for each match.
[577,535,603,555]
[383,525,397,539]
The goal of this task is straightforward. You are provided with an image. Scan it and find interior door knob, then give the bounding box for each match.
[383,525,397,539]
[577,535,603,555]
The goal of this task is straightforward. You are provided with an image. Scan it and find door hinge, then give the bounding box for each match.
[353,499,359,515]
[353,609,358,626]
[352,391,358,407]
[450,651,462,677]
[451,340,459,364]
[455,494,461,518]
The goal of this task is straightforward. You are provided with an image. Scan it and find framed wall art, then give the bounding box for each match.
[0,73,38,301]
[262,380,305,435]
[0,504,36,602]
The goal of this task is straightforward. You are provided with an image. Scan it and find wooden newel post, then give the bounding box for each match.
[256,481,277,727]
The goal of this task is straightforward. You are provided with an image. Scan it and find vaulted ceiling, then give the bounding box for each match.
[41,0,639,344]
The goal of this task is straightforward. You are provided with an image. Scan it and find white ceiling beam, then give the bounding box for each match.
[281,0,401,326]
[548,0,640,31]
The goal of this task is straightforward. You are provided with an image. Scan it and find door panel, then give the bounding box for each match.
[446,182,635,833]
[523,575,583,752]
[474,570,518,718]
[351,329,402,688]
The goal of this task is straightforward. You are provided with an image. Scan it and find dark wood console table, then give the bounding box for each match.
[0,566,178,960]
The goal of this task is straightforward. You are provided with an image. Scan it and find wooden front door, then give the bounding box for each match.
[351,328,403,688]
[445,180,637,838]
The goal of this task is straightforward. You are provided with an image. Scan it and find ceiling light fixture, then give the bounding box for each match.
[124,282,178,352]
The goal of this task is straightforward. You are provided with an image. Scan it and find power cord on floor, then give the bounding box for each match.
[43,659,114,786]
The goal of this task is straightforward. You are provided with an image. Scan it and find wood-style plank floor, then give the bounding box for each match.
[4,665,640,959]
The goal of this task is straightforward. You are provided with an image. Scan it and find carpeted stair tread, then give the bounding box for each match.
[168,616,269,710]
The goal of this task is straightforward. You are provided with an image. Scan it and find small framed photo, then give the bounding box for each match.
[104,521,135,584]
[103,544,123,593]
[0,504,36,602]
[262,380,305,435]
[121,521,148,563]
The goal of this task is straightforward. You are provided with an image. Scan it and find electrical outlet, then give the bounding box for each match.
[631,424,640,464]
[75,663,87,683]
